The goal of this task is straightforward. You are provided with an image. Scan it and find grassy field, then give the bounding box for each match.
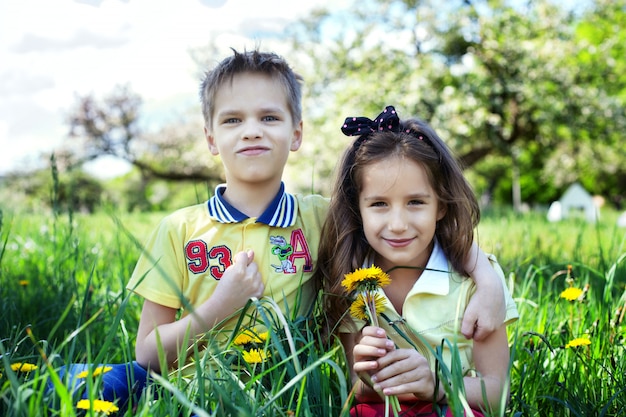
[1,206,625,416]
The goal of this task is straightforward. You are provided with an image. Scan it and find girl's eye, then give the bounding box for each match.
[371,201,387,207]
[224,118,240,124]
[409,199,425,205]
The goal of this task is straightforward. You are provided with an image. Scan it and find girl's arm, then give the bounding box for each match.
[460,324,511,410]
[462,242,506,340]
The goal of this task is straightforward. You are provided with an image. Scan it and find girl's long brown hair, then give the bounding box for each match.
[314,117,480,336]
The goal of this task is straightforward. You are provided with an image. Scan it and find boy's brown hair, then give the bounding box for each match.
[199,49,304,129]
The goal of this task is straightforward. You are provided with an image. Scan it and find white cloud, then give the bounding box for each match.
[0,0,336,176]
[0,69,55,96]
[12,29,129,53]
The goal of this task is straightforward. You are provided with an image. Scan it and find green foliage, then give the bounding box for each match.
[0,209,146,364]
[2,201,626,415]
[4,1,623,213]
[285,0,626,206]
[0,163,104,214]
[107,172,213,212]
[0,162,214,215]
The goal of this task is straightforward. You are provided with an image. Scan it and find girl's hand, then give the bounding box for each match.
[353,326,439,400]
[353,326,394,365]
[369,347,436,399]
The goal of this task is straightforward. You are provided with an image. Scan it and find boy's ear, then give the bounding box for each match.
[290,120,303,151]
[205,126,220,155]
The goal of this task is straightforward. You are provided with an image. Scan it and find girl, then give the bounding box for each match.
[316,106,518,416]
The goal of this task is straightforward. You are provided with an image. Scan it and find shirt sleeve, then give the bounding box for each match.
[126,215,187,309]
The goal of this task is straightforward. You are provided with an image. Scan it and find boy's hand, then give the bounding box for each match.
[462,282,505,341]
[212,250,265,312]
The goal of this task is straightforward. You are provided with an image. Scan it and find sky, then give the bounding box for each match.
[0,0,337,177]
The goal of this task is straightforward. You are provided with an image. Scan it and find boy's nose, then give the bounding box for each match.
[242,121,263,140]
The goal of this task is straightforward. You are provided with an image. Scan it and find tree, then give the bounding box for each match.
[285,0,625,207]
[547,0,626,208]
[62,85,224,210]
[65,85,223,183]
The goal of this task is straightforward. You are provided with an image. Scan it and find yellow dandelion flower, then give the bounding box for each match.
[565,337,591,348]
[341,266,391,293]
[255,331,269,343]
[350,293,386,321]
[76,399,119,415]
[233,328,268,346]
[233,332,254,346]
[242,348,269,364]
[19,280,29,287]
[560,287,584,301]
[76,366,113,379]
[349,296,369,321]
[10,363,37,373]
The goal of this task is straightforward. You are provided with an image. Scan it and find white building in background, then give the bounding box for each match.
[547,182,598,223]
[618,212,626,228]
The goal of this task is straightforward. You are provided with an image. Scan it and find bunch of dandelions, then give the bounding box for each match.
[341,266,391,327]
[342,265,400,417]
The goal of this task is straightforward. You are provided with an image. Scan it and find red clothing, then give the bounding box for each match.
[351,401,485,417]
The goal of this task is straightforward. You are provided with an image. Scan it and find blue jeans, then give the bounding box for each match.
[53,361,149,409]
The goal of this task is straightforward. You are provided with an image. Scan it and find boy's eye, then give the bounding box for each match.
[224,118,240,124]
[262,115,279,122]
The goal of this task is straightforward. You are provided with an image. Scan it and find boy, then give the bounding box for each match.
[129,50,328,372]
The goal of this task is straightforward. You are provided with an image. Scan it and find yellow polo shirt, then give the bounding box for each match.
[127,182,329,348]
[356,241,518,375]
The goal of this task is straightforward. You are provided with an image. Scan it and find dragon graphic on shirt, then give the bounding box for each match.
[270,235,295,273]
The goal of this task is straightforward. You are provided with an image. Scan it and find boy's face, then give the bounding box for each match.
[205,72,302,188]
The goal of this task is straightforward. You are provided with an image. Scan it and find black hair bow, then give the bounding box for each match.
[341,106,400,137]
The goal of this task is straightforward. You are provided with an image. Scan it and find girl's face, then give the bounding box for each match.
[358,156,446,272]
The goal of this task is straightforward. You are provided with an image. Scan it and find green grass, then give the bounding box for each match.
[1,205,625,416]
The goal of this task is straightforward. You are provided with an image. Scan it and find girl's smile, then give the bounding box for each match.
[384,237,415,248]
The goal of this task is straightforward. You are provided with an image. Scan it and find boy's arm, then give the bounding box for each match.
[135,300,184,372]
[462,242,506,341]
[135,250,265,373]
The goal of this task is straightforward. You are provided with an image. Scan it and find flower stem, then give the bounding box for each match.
[365,292,379,327]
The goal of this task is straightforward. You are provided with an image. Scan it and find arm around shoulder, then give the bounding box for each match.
[462,242,507,340]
